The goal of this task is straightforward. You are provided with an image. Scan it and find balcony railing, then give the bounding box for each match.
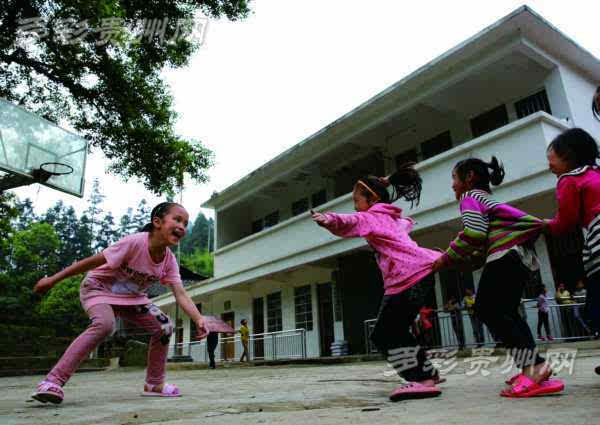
[171,328,308,362]
[211,112,569,285]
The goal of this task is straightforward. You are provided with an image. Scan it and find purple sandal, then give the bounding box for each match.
[31,380,64,404]
[142,383,181,397]
[389,382,441,401]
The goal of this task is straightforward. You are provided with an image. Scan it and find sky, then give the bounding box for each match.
[11,0,600,223]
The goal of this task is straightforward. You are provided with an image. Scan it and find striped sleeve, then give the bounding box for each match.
[446,194,489,263]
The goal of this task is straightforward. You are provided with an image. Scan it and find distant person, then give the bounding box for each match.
[463,289,484,346]
[206,332,219,369]
[445,297,465,350]
[239,319,250,362]
[573,280,591,335]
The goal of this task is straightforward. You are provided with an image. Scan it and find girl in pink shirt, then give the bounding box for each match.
[545,127,600,374]
[312,163,443,401]
[31,202,208,404]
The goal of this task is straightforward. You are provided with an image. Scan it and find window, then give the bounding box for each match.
[252,218,263,234]
[470,104,509,138]
[395,148,419,168]
[224,300,231,311]
[292,198,309,216]
[515,90,552,119]
[264,211,280,228]
[189,303,202,340]
[420,131,452,161]
[311,189,327,208]
[294,285,313,331]
[267,292,282,332]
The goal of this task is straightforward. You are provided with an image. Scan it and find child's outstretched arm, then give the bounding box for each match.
[171,283,208,340]
[311,209,375,238]
[33,252,107,294]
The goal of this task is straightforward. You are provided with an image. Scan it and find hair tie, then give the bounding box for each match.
[356,180,380,201]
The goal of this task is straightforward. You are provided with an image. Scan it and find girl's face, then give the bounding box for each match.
[153,205,189,246]
[546,147,575,177]
[451,168,472,200]
[352,188,373,212]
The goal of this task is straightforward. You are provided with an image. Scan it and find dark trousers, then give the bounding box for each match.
[207,332,218,368]
[450,311,465,348]
[240,340,249,362]
[586,272,600,333]
[469,314,485,344]
[370,285,435,382]
[537,311,550,337]
[475,251,544,369]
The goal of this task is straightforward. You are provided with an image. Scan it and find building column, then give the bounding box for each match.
[434,273,444,309]
[536,235,556,297]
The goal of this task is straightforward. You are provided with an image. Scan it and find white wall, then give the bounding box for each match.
[558,64,600,136]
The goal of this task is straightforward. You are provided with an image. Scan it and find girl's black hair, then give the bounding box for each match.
[356,162,422,207]
[140,202,180,232]
[593,87,600,122]
[547,128,599,168]
[453,156,505,193]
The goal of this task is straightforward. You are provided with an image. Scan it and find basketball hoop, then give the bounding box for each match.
[31,162,74,183]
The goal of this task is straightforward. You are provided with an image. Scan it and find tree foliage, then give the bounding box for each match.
[0,0,251,193]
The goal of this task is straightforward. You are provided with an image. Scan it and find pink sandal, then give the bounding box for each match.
[500,375,564,398]
[31,380,64,404]
[505,367,553,385]
[389,382,441,401]
[142,383,181,397]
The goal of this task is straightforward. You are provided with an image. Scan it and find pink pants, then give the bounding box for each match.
[47,303,173,387]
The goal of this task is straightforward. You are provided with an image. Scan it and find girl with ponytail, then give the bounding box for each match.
[31,202,207,404]
[432,156,564,398]
[544,127,600,376]
[311,162,445,401]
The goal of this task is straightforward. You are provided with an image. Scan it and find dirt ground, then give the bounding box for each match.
[2,352,600,425]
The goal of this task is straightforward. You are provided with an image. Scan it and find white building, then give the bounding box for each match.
[154,6,600,360]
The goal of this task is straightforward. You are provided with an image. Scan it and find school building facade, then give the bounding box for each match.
[153,6,600,359]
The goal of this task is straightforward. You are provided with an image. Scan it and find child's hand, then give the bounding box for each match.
[431,256,446,273]
[33,276,56,294]
[311,210,328,226]
[194,316,208,340]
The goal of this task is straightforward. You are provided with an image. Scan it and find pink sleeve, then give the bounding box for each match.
[161,250,183,287]
[321,211,376,238]
[102,235,135,269]
[547,177,581,235]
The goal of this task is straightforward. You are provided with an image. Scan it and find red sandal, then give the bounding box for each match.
[500,375,564,398]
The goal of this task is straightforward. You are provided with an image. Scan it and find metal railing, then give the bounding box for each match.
[171,328,307,362]
[364,296,595,353]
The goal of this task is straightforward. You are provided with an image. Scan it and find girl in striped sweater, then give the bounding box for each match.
[431,157,564,398]
[545,127,600,375]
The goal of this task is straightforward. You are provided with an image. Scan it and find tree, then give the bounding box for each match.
[181,212,214,254]
[0,222,60,325]
[38,274,88,336]
[181,248,213,277]
[132,198,150,232]
[96,211,119,250]
[85,178,105,249]
[0,192,18,270]
[118,207,135,238]
[0,0,251,194]
[14,197,37,231]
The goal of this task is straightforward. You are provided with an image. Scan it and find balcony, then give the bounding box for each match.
[212,112,568,288]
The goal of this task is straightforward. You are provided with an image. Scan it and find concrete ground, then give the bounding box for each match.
[2,351,600,425]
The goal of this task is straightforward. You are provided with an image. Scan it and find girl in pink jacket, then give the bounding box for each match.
[312,163,444,401]
[545,127,600,375]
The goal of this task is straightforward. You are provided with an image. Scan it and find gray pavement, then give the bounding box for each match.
[2,353,600,425]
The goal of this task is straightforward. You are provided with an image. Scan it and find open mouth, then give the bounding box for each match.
[171,229,184,240]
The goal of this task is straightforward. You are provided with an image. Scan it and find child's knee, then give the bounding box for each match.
[91,316,115,338]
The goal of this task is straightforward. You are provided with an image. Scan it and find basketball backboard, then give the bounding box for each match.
[0,98,87,197]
